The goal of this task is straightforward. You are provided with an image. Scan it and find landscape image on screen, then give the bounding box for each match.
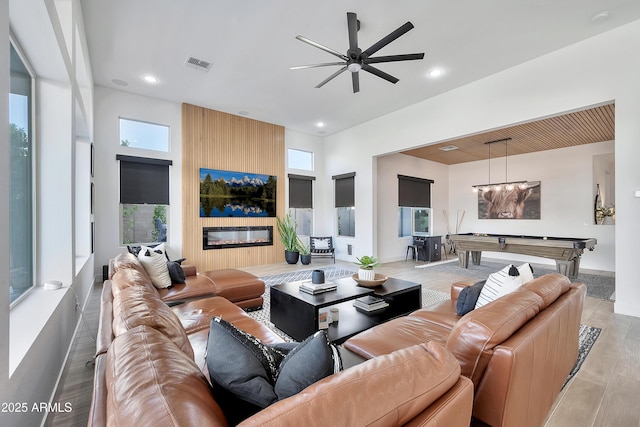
[199,168,277,217]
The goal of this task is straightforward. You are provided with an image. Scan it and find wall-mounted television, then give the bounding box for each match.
[199,168,277,217]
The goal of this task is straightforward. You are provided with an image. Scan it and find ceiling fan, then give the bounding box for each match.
[291,12,425,93]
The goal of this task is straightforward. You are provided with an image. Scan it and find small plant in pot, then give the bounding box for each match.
[354,255,379,281]
[297,238,312,265]
[276,213,299,264]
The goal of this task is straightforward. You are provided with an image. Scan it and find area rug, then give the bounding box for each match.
[419,259,615,301]
[250,270,600,387]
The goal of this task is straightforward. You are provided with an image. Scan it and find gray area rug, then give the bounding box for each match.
[420,259,615,301]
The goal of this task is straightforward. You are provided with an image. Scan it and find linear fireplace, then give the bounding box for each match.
[203,226,273,250]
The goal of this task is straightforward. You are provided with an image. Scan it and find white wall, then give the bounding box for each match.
[376,153,450,262]
[93,86,183,273]
[324,20,640,318]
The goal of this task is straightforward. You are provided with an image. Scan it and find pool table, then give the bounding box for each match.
[448,233,597,278]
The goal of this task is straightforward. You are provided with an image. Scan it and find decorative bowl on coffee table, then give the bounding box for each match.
[352,273,388,287]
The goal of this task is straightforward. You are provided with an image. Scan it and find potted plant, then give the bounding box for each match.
[297,237,312,265]
[354,255,379,281]
[595,205,615,225]
[276,213,299,264]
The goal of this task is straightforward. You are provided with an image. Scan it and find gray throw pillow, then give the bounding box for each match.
[456,280,486,316]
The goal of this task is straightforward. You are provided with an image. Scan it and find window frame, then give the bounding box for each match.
[9,37,37,307]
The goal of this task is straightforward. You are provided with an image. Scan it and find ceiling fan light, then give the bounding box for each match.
[347,62,362,73]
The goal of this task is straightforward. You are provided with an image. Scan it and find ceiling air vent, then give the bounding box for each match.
[439,145,459,152]
[185,56,212,72]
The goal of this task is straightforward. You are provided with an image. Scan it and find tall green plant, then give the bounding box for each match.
[276,213,298,252]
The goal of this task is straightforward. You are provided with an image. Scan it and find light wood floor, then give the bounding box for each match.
[45,258,639,427]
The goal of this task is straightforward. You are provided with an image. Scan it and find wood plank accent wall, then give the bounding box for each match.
[182,103,285,270]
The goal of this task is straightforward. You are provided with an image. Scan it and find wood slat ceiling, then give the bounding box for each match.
[401,103,615,165]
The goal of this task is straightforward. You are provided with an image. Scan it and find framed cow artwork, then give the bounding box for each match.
[478,181,541,219]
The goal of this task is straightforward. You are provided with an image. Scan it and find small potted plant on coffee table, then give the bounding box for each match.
[354,255,379,281]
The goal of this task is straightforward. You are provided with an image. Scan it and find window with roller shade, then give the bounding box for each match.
[397,175,434,237]
[333,173,355,237]
[117,155,172,244]
[289,174,315,235]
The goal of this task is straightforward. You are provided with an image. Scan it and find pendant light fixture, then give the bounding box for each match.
[472,137,527,192]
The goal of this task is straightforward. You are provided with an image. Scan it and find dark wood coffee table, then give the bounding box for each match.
[270,276,421,343]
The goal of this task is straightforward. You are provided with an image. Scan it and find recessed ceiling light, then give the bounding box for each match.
[591,10,610,23]
[142,74,159,84]
[316,122,325,128]
[112,78,128,86]
[427,68,444,78]
[439,145,459,152]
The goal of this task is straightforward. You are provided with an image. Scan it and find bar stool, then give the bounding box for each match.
[405,244,420,261]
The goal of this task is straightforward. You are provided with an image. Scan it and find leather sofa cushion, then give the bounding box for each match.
[344,316,450,359]
[110,252,150,280]
[112,284,195,359]
[522,273,571,309]
[240,342,463,427]
[200,269,265,303]
[110,267,157,297]
[156,273,218,302]
[446,288,543,385]
[106,325,226,427]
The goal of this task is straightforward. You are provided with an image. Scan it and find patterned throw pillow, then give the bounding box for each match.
[206,317,342,424]
[475,265,524,309]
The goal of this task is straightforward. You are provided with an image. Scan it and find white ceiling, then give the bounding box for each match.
[80,0,640,137]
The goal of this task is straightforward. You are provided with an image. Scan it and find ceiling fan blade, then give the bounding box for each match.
[315,66,348,88]
[352,72,360,93]
[347,12,359,51]
[295,35,348,61]
[365,53,424,64]
[290,62,346,70]
[362,64,399,84]
[362,22,415,57]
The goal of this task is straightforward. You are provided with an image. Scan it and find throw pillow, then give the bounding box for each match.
[274,330,343,401]
[475,264,524,309]
[456,280,486,316]
[312,238,330,250]
[518,262,535,283]
[166,261,186,284]
[137,248,172,289]
[206,318,342,422]
[206,317,287,409]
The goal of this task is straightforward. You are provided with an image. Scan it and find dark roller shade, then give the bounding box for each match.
[333,172,355,208]
[398,175,434,208]
[117,155,172,204]
[289,174,315,209]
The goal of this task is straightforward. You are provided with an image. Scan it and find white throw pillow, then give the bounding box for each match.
[312,238,330,250]
[518,263,535,284]
[138,246,172,289]
[475,264,524,309]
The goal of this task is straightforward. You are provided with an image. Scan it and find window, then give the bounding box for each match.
[288,174,314,235]
[119,118,169,152]
[118,155,171,245]
[333,173,355,237]
[9,42,34,304]
[287,148,313,171]
[397,175,433,237]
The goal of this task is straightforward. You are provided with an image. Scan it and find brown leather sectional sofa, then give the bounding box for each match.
[88,254,474,426]
[345,273,586,427]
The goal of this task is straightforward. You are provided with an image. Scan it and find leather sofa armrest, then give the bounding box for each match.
[182,264,197,277]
